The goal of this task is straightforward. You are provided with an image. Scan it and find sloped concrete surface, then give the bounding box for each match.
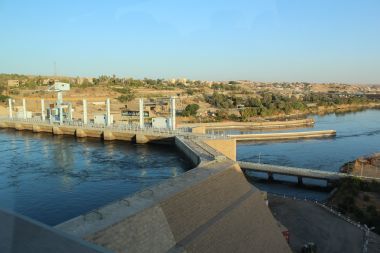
[0,208,110,253]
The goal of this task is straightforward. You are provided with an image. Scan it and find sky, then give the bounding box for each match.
[0,0,379,84]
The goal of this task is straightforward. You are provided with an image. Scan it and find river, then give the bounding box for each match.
[1,109,379,223]
[236,109,380,200]
[0,130,191,225]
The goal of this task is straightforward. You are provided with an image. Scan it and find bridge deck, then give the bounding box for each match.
[238,161,380,182]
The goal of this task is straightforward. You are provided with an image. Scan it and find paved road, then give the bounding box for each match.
[269,195,366,253]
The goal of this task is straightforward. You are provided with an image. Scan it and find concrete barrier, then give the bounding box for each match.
[59,126,76,135]
[183,118,315,130]
[106,131,134,141]
[135,134,149,144]
[32,125,41,132]
[53,126,64,135]
[175,137,201,167]
[191,126,206,134]
[0,122,8,128]
[76,128,87,138]
[230,130,336,141]
[82,129,103,138]
[102,130,115,141]
[14,123,24,131]
[203,139,237,161]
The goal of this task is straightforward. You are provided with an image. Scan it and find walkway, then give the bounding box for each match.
[238,161,380,183]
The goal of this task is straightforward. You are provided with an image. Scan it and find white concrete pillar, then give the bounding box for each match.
[8,98,13,119]
[49,107,53,124]
[41,99,45,121]
[139,98,144,129]
[106,98,111,126]
[83,99,88,125]
[59,106,63,125]
[170,96,176,130]
[68,104,73,121]
[22,98,27,119]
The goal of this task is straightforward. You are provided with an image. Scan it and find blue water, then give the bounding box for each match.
[236,109,380,200]
[238,109,380,171]
[0,130,191,225]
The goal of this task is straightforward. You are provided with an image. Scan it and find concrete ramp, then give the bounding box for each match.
[57,161,291,253]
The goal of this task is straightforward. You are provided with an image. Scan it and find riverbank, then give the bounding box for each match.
[261,102,380,121]
[329,154,380,235]
[328,177,380,235]
[341,153,380,178]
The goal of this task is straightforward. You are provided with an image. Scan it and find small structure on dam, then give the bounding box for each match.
[7,93,178,131]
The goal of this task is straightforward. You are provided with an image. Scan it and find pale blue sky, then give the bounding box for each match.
[0,0,379,83]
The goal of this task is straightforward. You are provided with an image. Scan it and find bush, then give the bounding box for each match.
[182,104,199,116]
[117,94,135,103]
[228,114,240,121]
[0,95,10,102]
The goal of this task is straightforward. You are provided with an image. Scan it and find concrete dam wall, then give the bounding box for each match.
[0,121,174,144]
[56,159,291,253]
[0,119,291,253]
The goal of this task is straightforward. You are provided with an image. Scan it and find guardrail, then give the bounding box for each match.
[239,161,380,182]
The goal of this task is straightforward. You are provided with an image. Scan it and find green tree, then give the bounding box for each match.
[182,104,200,116]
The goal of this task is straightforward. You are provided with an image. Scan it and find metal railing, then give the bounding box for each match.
[0,116,230,140]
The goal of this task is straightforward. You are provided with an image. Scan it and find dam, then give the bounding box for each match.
[0,99,343,253]
[0,117,293,253]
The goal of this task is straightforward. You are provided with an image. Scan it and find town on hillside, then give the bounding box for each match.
[1,73,380,125]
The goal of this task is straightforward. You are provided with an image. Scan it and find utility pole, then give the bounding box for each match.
[41,99,45,121]
[170,96,176,130]
[106,98,111,126]
[8,98,12,119]
[22,98,27,119]
[139,98,144,129]
[83,99,88,125]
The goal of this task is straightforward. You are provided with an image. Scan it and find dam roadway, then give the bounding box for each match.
[238,161,380,185]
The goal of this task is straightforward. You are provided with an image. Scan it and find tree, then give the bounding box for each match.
[240,107,258,121]
[182,104,200,116]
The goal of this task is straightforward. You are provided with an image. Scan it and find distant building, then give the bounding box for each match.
[94,114,113,125]
[76,77,94,85]
[151,117,170,129]
[7,80,19,88]
[42,79,51,85]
